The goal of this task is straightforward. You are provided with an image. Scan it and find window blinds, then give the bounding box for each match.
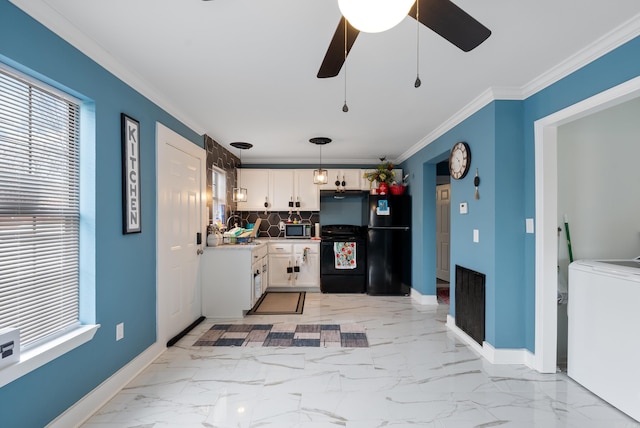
[0,66,81,347]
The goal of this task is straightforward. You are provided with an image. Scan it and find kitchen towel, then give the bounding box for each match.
[334,242,356,269]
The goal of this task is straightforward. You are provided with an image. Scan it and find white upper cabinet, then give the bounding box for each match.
[236,169,270,211]
[320,169,363,191]
[270,169,295,211]
[237,169,319,212]
[293,169,320,211]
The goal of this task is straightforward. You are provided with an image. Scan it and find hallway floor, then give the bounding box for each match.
[82,293,638,427]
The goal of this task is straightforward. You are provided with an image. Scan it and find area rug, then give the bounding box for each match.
[193,323,369,347]
[247,291,305,315]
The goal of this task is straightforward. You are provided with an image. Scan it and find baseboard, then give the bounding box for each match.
[47,341,165,428]
[446,315,535,368]
[410,288,438,305]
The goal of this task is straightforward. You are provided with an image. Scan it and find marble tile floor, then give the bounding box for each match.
[82,293,639,428]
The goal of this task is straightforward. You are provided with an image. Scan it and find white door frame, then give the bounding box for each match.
[156,123,207,346]
[534,76,640,373]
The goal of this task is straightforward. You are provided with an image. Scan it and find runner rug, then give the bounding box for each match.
[247,291,305,315]
[193,323,369,347]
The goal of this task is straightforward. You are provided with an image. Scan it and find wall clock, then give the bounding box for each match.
[449,141,471,180]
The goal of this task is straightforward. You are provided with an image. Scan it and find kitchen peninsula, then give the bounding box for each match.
[201,239,319,318]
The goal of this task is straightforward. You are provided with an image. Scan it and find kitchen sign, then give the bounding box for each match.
[121,113,141,234]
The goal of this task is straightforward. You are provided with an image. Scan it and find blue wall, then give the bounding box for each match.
[403,36,640,352]
[520,36,640,351]
[2,0,640,424]
[0,1,202,426]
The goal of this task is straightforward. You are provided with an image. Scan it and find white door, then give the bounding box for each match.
[436,184,451,281]
[157,123,206,346]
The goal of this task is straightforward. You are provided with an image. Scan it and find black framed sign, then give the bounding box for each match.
[121,113,141,234]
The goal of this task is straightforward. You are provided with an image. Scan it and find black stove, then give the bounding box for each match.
[320,224,366,241]
[320,225,367,293]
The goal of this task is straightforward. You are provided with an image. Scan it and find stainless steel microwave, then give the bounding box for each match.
[284,223,311,238]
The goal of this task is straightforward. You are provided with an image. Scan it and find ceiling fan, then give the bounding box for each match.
[317,0,491,79]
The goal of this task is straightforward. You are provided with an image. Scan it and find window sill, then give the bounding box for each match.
[0,324,100,388]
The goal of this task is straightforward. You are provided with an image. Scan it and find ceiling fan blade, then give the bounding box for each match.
[409,0,491,52]
[317,17,360,79]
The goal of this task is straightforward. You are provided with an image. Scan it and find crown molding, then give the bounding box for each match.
[8,0,207,135]
[521,13,640,98]
[396,13,640,164]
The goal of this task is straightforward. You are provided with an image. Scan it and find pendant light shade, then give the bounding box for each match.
[233,187,247,203]
[338,0,415,33]
[314,168,329,185]
[231,142,252,202]
[310,137,331,185]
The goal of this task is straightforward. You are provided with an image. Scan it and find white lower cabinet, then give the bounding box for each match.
[268,242,319,288]
[201,244,268,318]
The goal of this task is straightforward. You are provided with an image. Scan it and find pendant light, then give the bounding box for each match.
[338,0,416,33]
[310,137,331,185]
[230,142,252,202]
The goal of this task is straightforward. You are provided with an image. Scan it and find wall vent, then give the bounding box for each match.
[454,265,485,345]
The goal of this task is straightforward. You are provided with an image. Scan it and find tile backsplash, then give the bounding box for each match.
[237,211,320,238]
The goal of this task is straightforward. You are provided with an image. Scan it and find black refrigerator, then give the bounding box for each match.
[367,194,411,295]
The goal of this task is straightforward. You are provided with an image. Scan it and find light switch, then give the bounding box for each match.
[460,202,468,214]
[473,229,479,243]
[526,218,534,234]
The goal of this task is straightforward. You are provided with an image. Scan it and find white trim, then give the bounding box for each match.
[410,287,438,305]
[0,324,99,389]
[395,13,640,164]
[47,342,164,428]
[7,1,206,136]
[522,13,640,98]
[446,315,535,368]
[396,88,501,164]
[533,75,640,373]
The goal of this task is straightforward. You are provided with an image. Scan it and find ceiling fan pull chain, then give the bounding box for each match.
[414,0,422,88]
[342,18,349,112]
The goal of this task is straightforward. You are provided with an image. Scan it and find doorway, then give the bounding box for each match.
[156,123,207,346]
[436,161,451,304]
[534,76,640,373]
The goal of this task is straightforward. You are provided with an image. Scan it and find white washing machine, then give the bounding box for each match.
[568,259,640,422]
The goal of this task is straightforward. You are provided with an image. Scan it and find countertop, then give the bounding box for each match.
[205,237,320,251]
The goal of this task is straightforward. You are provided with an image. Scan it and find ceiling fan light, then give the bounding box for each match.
[338,0,415,33]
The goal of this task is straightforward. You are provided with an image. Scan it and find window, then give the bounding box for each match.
[0,65,81,348]
[212,166,226,227]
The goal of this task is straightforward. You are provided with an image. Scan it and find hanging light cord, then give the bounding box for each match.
[343,18,349,112]
[415,0,422,88]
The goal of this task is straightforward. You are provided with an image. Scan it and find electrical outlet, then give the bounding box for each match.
[116,323,124,341]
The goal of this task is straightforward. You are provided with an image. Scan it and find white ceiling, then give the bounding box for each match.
[11,0,640,165]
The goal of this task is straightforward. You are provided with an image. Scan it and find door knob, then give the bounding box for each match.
[196,248,204,255]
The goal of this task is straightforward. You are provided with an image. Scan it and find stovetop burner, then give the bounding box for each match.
[321,224,366,241]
